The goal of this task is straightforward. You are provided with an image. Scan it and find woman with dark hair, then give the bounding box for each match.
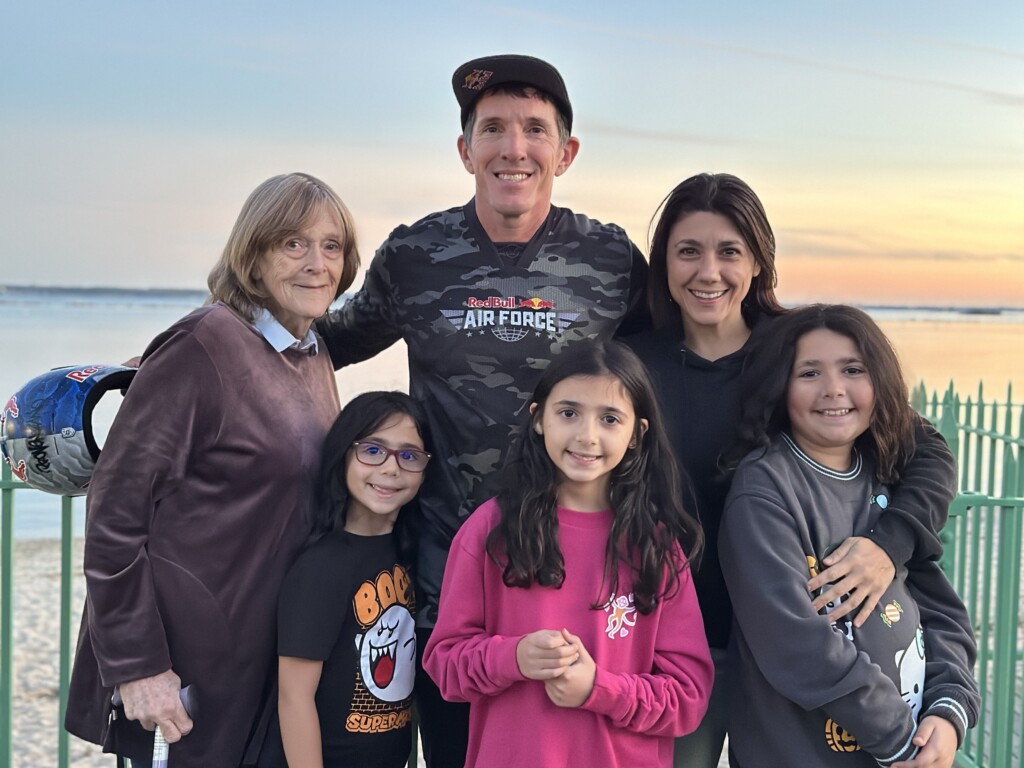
[624,173,957,768]
[66,172,360,767]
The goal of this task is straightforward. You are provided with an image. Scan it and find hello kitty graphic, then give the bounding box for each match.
[895,626,926,720]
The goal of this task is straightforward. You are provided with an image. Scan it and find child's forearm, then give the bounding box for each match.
[278,656,326,768]
[423,629,525,701]
[279,694,324,768]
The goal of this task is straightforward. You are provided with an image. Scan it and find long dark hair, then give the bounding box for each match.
[647,173,785,334]
[487,340,703,615]
[733,304,916,483]
[314,391,431,567]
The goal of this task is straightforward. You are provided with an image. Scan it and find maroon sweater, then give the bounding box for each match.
[66,303,340,766]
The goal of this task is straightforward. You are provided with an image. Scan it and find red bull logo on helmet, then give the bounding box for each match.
[66,365,108,383]
[1,395,28,482]
[2,454,28,483]
[0,423,28,481]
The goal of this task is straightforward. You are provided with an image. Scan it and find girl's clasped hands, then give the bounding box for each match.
[516,628,595,707]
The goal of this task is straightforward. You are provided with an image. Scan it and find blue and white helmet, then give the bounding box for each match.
[1,365,136,496]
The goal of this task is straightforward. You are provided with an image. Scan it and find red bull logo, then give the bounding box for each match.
[0,405,27,479]
[66,365,106,383]
[467,296,556,309]
[3,456,27,483]
[1,395,28,481]
[442,296,577,341]
[467,296,518,309]
[519,297,555,309]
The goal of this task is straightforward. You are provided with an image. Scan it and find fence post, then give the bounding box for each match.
[1,462,13,768]
[989,449,1021,768]
[911,382,926,414]
[938,389,960,471]
[59,496,74,767]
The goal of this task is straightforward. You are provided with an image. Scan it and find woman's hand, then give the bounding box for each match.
[891,716,957,768]
[808,536,895,627]
[118,669,193,742]
[516,629,579,680]
[543,629,596,708]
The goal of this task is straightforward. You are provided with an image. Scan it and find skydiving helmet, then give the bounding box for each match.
[1,364,136,496]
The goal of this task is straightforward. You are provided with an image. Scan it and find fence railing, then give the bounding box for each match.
[913,382,1023,768]
[1,382,1022,767]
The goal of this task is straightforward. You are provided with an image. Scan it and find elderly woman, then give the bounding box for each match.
[624,172,957,768]
[65,172,359,766]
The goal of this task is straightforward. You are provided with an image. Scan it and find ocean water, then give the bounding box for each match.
[2,287,1022,538]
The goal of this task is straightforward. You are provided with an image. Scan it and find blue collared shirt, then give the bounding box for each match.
[253,308,319,355]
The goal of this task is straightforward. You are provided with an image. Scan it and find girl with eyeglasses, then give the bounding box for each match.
[265,391,432,768]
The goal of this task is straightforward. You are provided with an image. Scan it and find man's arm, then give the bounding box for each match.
[614,242,650,336]
[316,245,403,369]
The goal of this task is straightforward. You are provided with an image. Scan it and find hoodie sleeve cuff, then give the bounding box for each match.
[922,696,970,747]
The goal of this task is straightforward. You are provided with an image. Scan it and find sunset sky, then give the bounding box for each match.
[3,1,1022,307]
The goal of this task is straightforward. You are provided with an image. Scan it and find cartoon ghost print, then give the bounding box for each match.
[352,565,417,703]
[895,626,926,720]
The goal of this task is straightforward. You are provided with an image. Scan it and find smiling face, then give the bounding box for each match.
[531,374,647,511]
[457,90,579,241]
[255,206,345,338]
[666,210,761,349]
[787,328,876,471]
[344,414,426,535]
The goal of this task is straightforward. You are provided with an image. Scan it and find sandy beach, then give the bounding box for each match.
[9,539,107,767]
[8,538,731,768]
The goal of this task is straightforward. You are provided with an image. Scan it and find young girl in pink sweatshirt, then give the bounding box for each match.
[424,340,713,768]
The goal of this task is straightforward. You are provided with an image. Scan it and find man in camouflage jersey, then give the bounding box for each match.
[317,54,647,767]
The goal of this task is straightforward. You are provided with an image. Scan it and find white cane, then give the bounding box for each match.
[112,684,196,767]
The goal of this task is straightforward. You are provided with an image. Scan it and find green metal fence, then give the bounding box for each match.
[2,382,1022,767]
[913,382,1023,768]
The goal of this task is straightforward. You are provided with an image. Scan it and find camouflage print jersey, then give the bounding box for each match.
[317,200,647,626]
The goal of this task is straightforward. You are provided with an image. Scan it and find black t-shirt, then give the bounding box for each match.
[273,530,416,768]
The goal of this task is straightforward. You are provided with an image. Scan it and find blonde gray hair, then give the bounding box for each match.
[207,172,360,322]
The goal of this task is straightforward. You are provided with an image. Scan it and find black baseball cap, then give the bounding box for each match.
[452,54,573,133]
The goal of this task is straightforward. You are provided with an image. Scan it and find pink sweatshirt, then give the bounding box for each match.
[423,499,713,768]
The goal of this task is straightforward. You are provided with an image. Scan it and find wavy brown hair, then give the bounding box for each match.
[486,340,703,615]
[733,304,916,483]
